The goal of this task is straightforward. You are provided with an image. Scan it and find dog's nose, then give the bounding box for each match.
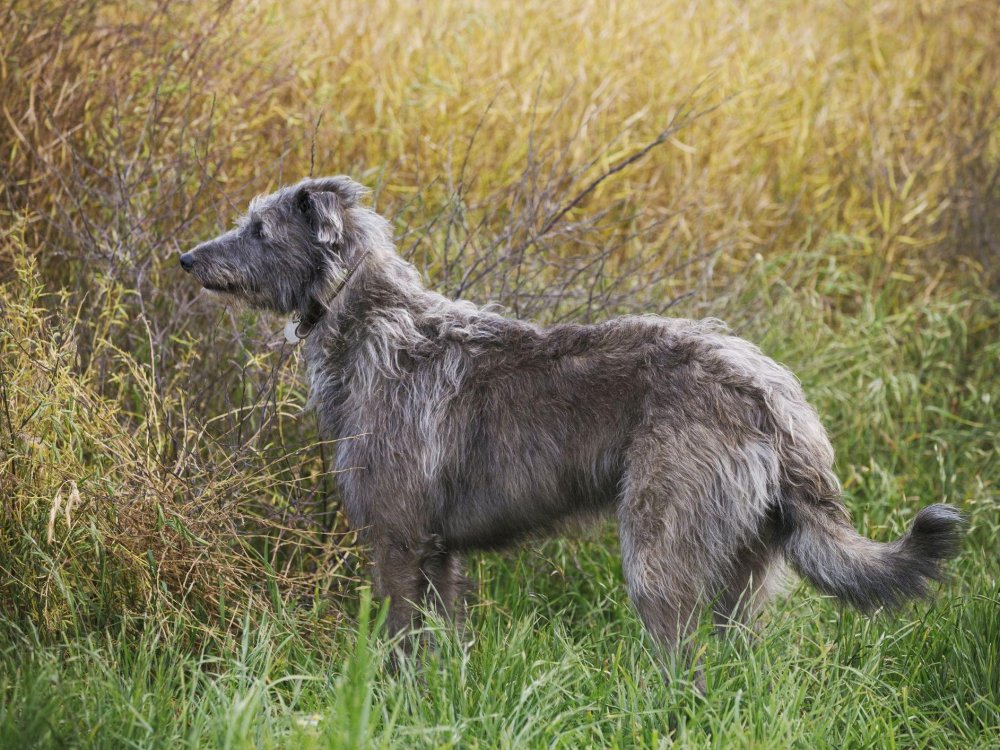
[179,252,195,272]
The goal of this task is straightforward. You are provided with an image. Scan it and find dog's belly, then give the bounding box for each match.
[440,448,624,551]
[442,489,616,551]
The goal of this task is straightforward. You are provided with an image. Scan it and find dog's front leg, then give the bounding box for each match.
[420,548,468,626]
[371,538,427,655]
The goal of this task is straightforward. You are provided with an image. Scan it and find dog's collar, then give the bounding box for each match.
[284,297,327,343]
[283,248,370,345]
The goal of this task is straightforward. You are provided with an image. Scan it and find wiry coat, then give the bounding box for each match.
[182,176,962,676]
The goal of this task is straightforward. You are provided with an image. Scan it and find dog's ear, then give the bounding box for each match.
[296,186,344,245]
[307,176,367,207]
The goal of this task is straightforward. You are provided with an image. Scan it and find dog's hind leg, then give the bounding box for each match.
[617,467,713,686]
[621,573,706,687]
[711,541,781,633]
[617,422,777,688]
[617,529,710,687]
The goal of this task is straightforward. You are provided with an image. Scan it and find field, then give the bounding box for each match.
[1,0,998,747]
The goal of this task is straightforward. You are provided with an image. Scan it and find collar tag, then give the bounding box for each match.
[283,318,303,344]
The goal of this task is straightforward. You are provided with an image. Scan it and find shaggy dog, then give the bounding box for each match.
[181,176,961,679]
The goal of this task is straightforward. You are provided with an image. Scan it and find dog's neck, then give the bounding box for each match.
[287,247,373,343]
[299,241,460,439]
[301,225,450,355]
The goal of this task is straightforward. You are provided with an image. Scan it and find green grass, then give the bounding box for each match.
[1,544,997,748]
[2,264,997,749]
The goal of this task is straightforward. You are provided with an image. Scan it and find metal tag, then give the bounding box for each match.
[283,318,301,344]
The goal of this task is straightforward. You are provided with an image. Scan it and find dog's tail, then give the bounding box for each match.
[778,497,963,612]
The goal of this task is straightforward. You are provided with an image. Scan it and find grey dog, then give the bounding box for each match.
[181,175,961,676]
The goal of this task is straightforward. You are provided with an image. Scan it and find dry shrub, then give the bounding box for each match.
[0,225,354,638]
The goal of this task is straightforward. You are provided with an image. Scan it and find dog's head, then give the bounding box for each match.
[180,176,368,317]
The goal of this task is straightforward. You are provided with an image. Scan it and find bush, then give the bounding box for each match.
[0,224,353,639]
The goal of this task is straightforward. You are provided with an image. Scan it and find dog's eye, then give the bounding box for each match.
[251,221,265,240]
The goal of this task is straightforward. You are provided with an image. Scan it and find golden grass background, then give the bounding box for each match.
[6,0,998,279]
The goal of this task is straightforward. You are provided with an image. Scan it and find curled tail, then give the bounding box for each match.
[779,501,963,612]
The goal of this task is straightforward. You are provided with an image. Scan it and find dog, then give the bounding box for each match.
[181,175,962,680]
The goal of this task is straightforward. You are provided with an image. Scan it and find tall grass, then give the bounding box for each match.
[1,0,998,746]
